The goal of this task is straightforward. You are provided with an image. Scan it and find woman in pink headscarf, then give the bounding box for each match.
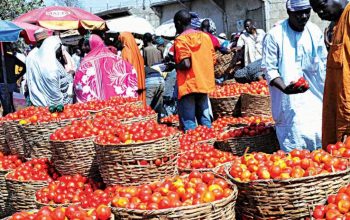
[74,34,138,103]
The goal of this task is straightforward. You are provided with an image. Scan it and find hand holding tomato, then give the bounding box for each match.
[284,77,309,95]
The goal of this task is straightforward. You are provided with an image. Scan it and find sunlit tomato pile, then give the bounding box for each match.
[209,81,269,98]
[218,122,274,140]
[0,152,23,170]
[95,120,179,145]
[327,138,350,158]
[212,116,273,132]
[50,117,122,141]
[107,96,139,107]
[8,204,112,220]
[19,105,90,124]
[35,174,103,205]
[313,185,350,219]
[110,171,233,210]
[3,106,41,121]
[229,149,348,182]
[160,114,179,124]
[95,105,155,121]
[77,97,140,112]
[6,158,59,182]
[178,144,237,171]
[179,126,217,148]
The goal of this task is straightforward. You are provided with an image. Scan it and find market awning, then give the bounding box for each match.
[107,15,155,35]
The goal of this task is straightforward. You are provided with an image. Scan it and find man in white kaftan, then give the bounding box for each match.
[261,0,327,152]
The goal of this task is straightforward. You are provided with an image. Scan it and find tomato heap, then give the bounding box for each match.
[110,171,233,210]
[326,138,350,158]
[50,117,122,141]
[3,106,41,121]
[8,204,112,220]
[179,126,217,148]
[95,105,155,121]
[78,100,109,112]
[210,81,269,98]
[107,96,139,106]
[6,158,59,182]
[212,116,274,132]
[0,152,23,170]
[160,114,179,124]
[229,149,348,182]
[20,105,90,125]
[178,144,237,171]
[35,174,103,205]
[218,122,274,140]
[312,185,350,219]
[95,120,178,145]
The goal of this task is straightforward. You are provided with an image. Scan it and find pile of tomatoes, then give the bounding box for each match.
[95,120,179,145]
[95,105,155,121]
[179,126,217,148]
[326,138,350,158]
[35,174,103,206]
[50,117,122,141]
[0,152,23,171]
[8,204,112,220]
[4,106,42,121]
[160,114,179,124]
[209,81,269,98]
[229,149,348,182]
[212,116,273,132]
[6,158,59,182]
[178,144,237,171]
[313,184,350,219]
[218,122,274,140]
[110,171,233,210]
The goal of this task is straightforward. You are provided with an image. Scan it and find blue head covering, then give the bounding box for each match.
[286,0,311,11]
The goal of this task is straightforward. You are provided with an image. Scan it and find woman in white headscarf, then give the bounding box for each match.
[27,36,73,107]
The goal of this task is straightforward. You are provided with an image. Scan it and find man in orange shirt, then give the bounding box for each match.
[173,10,216,131]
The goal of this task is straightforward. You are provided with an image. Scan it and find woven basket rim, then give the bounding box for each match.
[196,137,217,144]
[216,130,275,142]
[112,180,238,215]
[209,95,240,100]
[4,172,49,184]
[18,117,88,127]
[50,136,95,143]
[34,195,81,207]
[241,92,270,98]
[178,161,232,173]
[94,132,181,147]
[225,164,350,184]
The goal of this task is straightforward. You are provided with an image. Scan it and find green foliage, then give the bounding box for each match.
[0,0,44,20]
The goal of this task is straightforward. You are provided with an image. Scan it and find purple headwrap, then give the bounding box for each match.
[286,0,311,11]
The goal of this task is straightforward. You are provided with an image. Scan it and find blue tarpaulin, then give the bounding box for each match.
[0,20,22,42]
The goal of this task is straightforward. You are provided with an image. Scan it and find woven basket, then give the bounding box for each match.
[95,134,180,186]
[241,93,272,117]
[226,166,350,220]
[196,138,217,146]
[35,198,80,209]
[18,119,81,159]
[112,177,238,220]
[50,137,99,179]
[0,125,9,155]
[3,121,25,158]
[214,52,234,78]
[178,162,231,176]
[210,96,241,120]
[215,130,279,156]
[119,113,158,125]
[5,173,48,212]
[0,170,12,218]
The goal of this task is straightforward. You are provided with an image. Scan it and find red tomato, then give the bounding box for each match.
[95,205,111,220]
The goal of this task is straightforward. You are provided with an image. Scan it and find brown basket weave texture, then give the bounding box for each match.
[215,130,280,156]
[3,121,25,158]
[0,170,12,218]
[35,198,80,209]
[196,138,217,146]
[226,166,350,220]
[178,162,231,175]
[5,173,48,212]
[119,113,158,125]
[210,96,241,120]
[214,52,234,78]
[95,134,180,186]
[112,179,237,220]
[50,137,99,179]
[0,125,9,155]
[241,93,272,117]
[18,119,78,159]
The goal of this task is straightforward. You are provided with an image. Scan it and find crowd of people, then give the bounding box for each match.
[1,0,350,153]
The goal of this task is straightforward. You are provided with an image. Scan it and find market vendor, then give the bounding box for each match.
[310,0,350,148]
[261,0,327,152]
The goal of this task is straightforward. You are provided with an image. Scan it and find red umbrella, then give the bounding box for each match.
[13,21,53,44]
[14,6,107,31]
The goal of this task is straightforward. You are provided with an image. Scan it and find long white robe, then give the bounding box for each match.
[261,20,327,152]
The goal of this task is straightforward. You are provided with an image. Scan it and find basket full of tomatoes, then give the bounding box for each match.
[226,149,350,219]
[5,158,59,212]
[17,105,90,159]
[240,81,271,117]
[216,122,279,156]
[0,119,9,154]
[94,120,180,186]
[110,171,238,220]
